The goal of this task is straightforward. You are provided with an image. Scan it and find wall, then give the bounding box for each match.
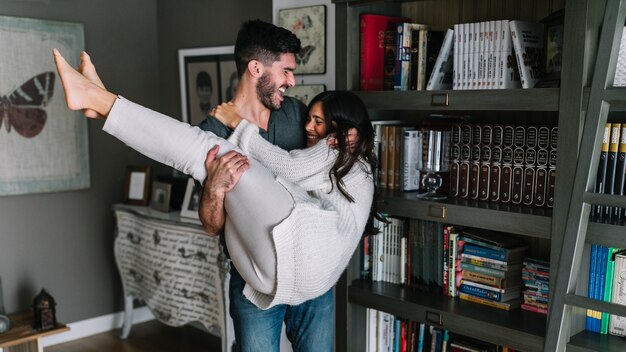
[0,0,272,325]
[156,0,272,120]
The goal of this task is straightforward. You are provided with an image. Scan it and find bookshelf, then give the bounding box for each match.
[331,0,602,351]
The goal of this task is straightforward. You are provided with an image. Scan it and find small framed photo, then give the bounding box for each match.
[278,5,326,74]
[123,166,151,206]
[180,178,202,219]
[285,84,325,105]
[150,181,172,212]
[178,45,235,125]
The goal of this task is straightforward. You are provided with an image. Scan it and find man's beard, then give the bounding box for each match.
[257,73,281,110]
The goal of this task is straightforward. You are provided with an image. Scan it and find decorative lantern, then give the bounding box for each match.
[33,289,56,330]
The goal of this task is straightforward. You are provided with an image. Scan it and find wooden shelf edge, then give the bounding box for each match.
[379,191,553,238]
[348,280,546,352]
[568,330,626,352]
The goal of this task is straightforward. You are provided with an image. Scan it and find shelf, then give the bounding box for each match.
[587,222,626,248]
[564,294,626,318]
[353,88,560,112]
[582,87,626,111]
[349,280,546,352]
[0,311,69,348]
[379,190,553,238]
[567,330,626,352]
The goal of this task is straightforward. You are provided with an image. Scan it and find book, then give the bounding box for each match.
[603,124,621,221]
[403,129,421,191]
[460,262,518,279]
[360,14,410,91]
[509,20,544,88]
[383,29,398,91]
[463,243,526,263]
[395,22,429,91]
[459,280,522,302]
[421,29,444,91]
[461,253,522,271]
[427,28,454,90]
[458,292,522,310]
[613,125,626,222]
[460,228,529,252]
[610,251,626,336]
[593,124,611,220]
[498,20,521,89]
[462,268,522,288]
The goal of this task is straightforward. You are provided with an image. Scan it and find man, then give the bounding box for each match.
[198,20,334,352]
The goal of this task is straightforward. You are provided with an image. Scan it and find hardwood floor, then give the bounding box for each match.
[44,320,222,352]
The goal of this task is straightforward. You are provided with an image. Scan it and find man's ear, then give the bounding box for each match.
[247,60,263,78]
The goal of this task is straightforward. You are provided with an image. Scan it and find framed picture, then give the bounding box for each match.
[0,16,90,196]
[180,178,202,219]
[278,5,326,74]
[150,181,171,212]
[123,166,151,206]
[179,45,236,125]
[285,84,326,105]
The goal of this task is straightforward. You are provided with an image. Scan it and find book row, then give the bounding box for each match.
[586,245,626,337]
[359,13,547,91]
[450,123,558,207]
[591,123,626,225]
[366,308,519,352]
[365,216,554,313]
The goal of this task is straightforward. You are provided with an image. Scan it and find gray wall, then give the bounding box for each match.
[0,0,270,324]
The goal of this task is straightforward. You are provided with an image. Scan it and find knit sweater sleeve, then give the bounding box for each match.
[228,120,334,191]
[102,96,237,183]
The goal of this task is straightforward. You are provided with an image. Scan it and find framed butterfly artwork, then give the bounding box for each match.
[0,16,89,196]
[278,5,326,75]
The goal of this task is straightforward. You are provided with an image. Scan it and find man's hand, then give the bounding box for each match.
[198,145,249,236]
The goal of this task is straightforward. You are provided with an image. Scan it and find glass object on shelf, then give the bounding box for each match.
[417,129,450,200]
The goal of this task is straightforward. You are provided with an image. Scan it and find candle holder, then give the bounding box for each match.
[417,129,451,200]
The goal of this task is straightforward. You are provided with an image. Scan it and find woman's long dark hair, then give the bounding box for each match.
[308,90,384,236]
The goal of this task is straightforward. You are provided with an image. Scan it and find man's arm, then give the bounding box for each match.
[199,145,249,236]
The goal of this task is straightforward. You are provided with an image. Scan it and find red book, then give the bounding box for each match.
[360,14,410,90]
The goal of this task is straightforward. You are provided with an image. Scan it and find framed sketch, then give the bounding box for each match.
[179,45,235,125]
[180,178,202,219]
[278,5,326,74]
[0,16,90,196]
[150,181,171,212]
[285,84,325,105]
[123,166,151,206]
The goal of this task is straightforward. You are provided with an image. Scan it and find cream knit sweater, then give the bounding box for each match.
[103,97,374,309]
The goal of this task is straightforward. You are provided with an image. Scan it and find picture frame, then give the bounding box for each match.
[123,166,151,206]
[0,16,90,196]
[150,181,171,212]
[180,178,202,219]
[178,45,235,125]
[278,5,326,74]
[285,84,326,105]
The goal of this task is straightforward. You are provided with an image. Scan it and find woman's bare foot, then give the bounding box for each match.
[53,48,115,118]
[78,51,105,89]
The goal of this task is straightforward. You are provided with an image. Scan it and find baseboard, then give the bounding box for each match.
[40,306,155,347]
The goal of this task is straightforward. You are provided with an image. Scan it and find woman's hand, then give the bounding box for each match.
[212,102,242,129]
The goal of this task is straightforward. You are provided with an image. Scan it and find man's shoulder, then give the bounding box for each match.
[276,96,307,121]
[198,116,231,138]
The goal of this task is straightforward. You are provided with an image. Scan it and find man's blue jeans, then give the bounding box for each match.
[229,266,334,351]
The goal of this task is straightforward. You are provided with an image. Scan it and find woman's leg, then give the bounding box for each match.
[224,157,293,295]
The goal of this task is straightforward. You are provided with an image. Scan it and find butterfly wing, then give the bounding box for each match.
[5,72,55,138]
[296,46,316,66]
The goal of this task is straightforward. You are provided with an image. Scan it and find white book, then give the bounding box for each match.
[465,23,473,89]
[400,236,407,285]
[499,19,522,89]
[509,20,544,88]
[453,24,461,90]
[614,26,626,86]
[488,20,496,89]
[403,130,421,190]
[427,28,454,90]
[610,252,626,336]
[494,20,503,89]
[478,21,486,89]
[366,308,377,352]
[462,23,469,89]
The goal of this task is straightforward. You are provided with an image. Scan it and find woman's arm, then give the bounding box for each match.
[228,120,335,190]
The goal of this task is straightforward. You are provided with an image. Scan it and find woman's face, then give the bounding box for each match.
[305,101,327,147]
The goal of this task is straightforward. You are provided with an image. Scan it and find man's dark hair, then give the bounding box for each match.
[234,19,301,76]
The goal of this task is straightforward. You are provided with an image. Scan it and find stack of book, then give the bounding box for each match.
[521,258,550,314]
[457,229,527,311]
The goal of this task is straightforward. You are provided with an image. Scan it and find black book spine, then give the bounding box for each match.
[603,123,621,222]
[592,123,611,220]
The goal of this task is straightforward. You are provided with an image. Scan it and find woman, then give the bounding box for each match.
[53,49,378,309]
